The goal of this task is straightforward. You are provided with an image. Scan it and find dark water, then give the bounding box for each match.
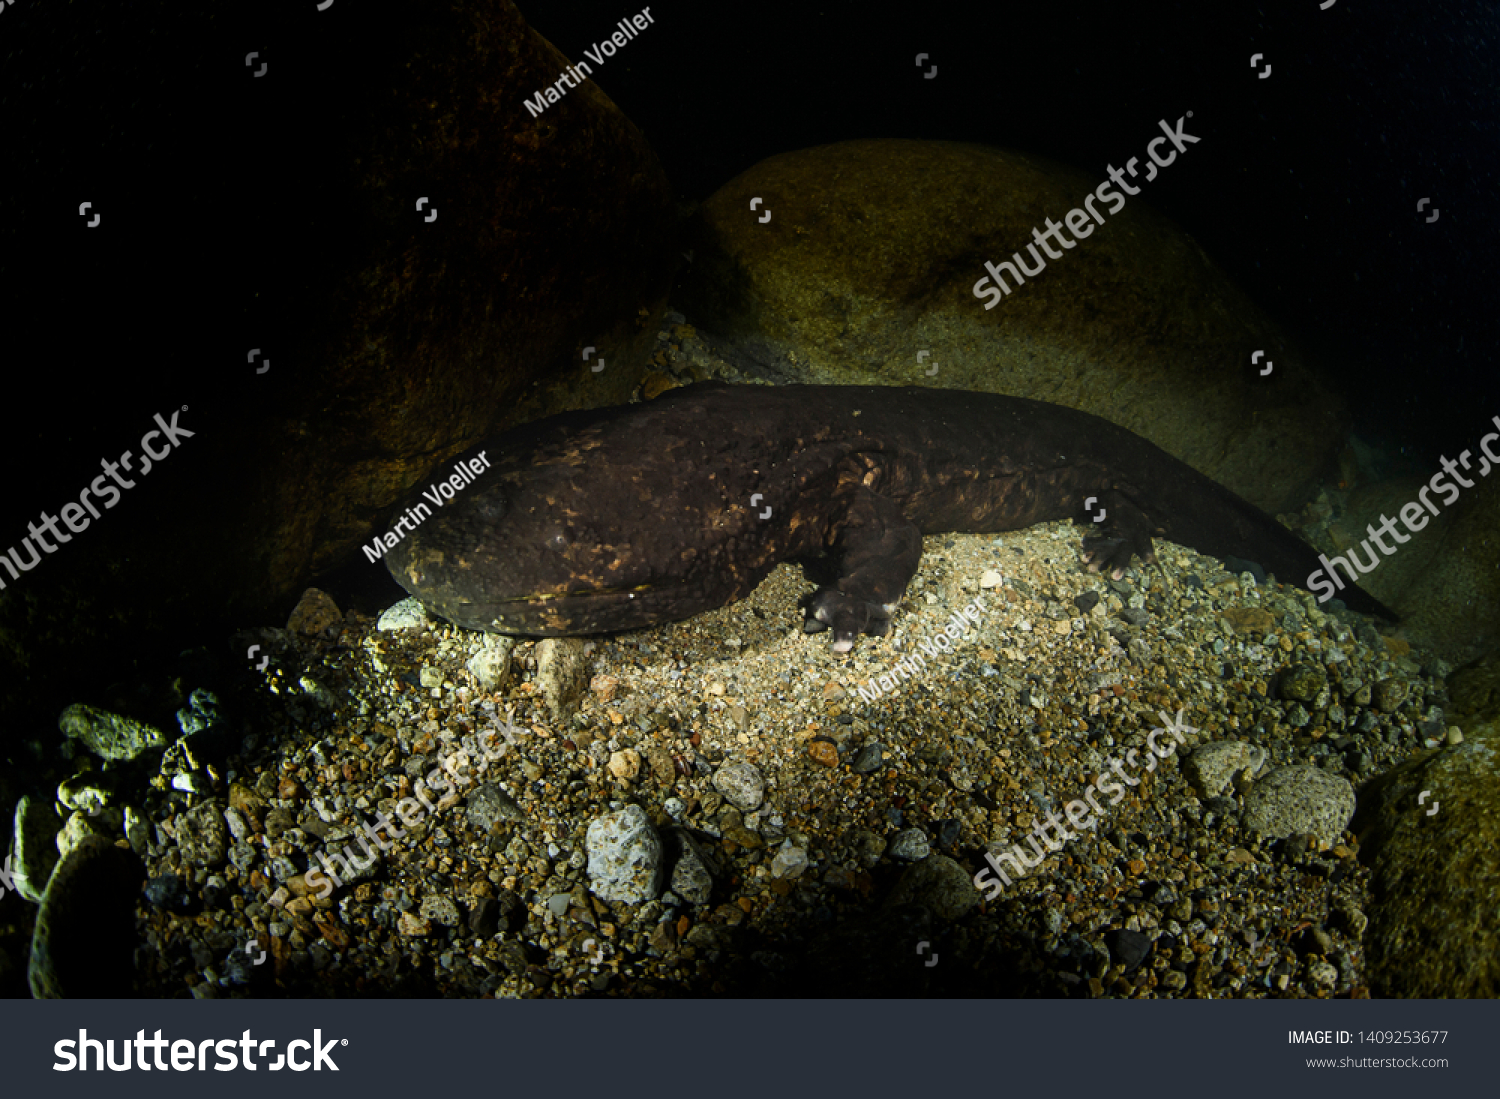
[1,0,1494,706]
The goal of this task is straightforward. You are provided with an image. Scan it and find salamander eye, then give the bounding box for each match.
[473,493,508,523]
[543,528,570,552]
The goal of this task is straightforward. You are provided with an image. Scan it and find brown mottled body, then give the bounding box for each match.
[384,383,1390,649]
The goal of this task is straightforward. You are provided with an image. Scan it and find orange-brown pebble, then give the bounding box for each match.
[808,740,839,768]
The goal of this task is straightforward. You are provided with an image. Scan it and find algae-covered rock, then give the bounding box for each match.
[1355,726,1500,997]
[9,794,60,903]
[58,704,167,761]
[679,137,1347,513]
[29,835,144,998]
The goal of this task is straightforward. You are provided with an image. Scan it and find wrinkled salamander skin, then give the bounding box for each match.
[385,383,1393,650]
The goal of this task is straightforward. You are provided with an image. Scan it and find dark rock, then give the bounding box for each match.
[1373,677,1410,713]
[466,784,525,833]
[670,831,715,905]
[30,836,144,997]
[677,138,1343,516]
[467,897,500,939]
[936,819,962,849]
[1222,555,1266,584]
[1105,928,1153,971]
[144,874,196,914]
[1279,663,1326,704]
[850,742,885,774]
[885,854,979,920]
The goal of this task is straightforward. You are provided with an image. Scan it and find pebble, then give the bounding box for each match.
[286,587,343,636]
[887,854,980,920]
[57,773,112,816]
[1105,928,1152,971]
[712,761,765,810]
[224,806,251,842]
[536,638,589,720]
[671,833,715,903]
[1243,766,1356,847]
[608,749,642,781]
[1183,741,1267,799]
[174,802,229,867]
[1279,663,1326,704]
[465,784,525,832]
[377,597,429,630]
[398,912,432,936]
[1308,960,1339,988]
[144,874,194,913]
[770,840,809,879]
[807,740,840,768]
[887,828,930,861]
[466,636,515,691]
[850,743,884,774]
[420,895,462,927]
[1372,677,1409,713]
[1221,607,1274,634]
[56,810,111,859]
[586,805,663,904]
[123,805,150,856]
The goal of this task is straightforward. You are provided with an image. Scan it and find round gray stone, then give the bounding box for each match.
[1243,765,1355,846]
[887,827,931,861]
[711,761,765,811]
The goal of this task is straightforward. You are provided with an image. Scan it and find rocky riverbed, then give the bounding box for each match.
[5,322,1493,999]
[7,515,1474,998]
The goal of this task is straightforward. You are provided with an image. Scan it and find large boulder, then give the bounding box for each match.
[1336,469,1500,666]
[677,138,1348,514]
[1354,725,1500,997]
[29,835,144,998]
